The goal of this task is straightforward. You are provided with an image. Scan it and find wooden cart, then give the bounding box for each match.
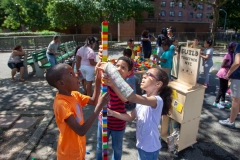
[161,81,205,153]
[160,47,206,153]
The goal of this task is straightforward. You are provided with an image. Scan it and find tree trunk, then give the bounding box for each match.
[211,7,220,45]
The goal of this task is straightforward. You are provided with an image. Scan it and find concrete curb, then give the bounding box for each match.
[16,111,54,160]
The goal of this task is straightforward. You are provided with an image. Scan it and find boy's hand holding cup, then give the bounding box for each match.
[96,93,110,111]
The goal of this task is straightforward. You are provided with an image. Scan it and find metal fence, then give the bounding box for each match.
[0,32,239,52]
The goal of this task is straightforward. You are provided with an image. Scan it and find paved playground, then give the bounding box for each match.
[0,50,239,160]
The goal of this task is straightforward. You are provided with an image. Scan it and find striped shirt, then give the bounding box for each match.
[99,87,126,131]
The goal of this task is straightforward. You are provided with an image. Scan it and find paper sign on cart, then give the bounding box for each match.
[172,100,183,113]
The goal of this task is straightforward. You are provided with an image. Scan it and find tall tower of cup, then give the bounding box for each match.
[101,21,108,160]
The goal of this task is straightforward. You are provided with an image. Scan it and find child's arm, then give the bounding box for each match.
[108,108,136,122]
[65,93,109,136]
[221,59,230,68]
[88,70,101,105]
[102,75,128,102]
[99,63,158,108]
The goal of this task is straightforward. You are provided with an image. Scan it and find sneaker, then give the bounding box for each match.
[213,102,225,109]
[219,118,235,128]
[213,102,218,107]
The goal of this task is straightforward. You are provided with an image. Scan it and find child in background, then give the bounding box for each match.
[72,45,86,94]
[154,39,173,78]
[200,39,214,87]
[123,49,136,94]
[213,42,237,109]
[45,63,109,160]
[103,66,172,160]
[126,38,137,59]
[96,56,134,160]
[190,38,203,80]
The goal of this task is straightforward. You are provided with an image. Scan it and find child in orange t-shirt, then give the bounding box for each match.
[46,63,109,160]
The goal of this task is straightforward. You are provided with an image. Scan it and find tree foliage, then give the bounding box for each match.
[219,0,240,31]
[0,0,154,31]
[0,0,49,30]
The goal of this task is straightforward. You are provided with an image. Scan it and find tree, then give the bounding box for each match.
[0,0,49,30]
[219,0,240,31]
[46,0,96,33]
[91,0,154,23]
[46,0,154,31]
[176,0,228,42]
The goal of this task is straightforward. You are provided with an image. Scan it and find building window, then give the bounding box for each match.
[161,1,166,7]
[196,13,203,18]
[207,5,212,10]
[178,11,182,17]
[190,12,194,18]
[179,2,183,8]
[170,2,175,7]
[161,10,166,16]
[170,11,175,17]
[148,13,154,18]
[206,13,212,18]
[197,4,203,10]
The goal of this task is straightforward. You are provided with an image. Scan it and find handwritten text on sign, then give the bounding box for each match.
[181,48,199,66]
[178,47,201,86]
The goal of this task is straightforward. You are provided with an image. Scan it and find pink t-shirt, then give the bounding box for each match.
[216,54,232,79]
[76,46,96,66]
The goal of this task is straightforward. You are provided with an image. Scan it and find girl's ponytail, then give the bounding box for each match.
[159,86,172,115]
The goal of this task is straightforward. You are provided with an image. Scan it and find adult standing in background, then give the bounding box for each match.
[76,36,97,96]
[219,43,240,128]
[46,35,60,67]
[167,27,175,44]
[7,45,25,82]
[141,30,156,59]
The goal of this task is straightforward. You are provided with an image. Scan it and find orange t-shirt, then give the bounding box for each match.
[53,91,90,160]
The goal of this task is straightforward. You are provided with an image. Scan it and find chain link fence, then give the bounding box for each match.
[0,32,239,52]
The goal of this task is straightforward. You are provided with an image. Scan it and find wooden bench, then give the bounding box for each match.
[31,43,71,77]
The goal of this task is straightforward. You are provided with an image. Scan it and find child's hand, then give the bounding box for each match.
[98,45,103,60]
[107,108,114,116]
[96,93,110,110]
[102,75,114,87]
[96,62,108,71]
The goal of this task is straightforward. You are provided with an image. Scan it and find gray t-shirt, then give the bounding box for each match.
[203,48,213,67]
[8,52,21,63]
[47,41,59,54]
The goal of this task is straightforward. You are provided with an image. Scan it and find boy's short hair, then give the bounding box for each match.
[123,49,132,58]
[46,64,66,88]
[117,56,133,71]
[128,38,134,43]
[162,39,171,47]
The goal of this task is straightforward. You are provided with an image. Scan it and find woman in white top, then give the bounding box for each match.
[76,37,97,96]
[7,45,25,82]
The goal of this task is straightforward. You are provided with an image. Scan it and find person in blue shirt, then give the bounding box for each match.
[141,30,156,59]
[153,39,172,78]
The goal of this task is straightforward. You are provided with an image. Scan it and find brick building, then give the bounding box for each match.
[63,0,213,41]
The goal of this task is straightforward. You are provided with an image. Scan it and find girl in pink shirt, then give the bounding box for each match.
[213,42,237,109]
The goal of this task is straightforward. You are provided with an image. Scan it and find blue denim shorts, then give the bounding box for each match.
[137,148,160,160]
